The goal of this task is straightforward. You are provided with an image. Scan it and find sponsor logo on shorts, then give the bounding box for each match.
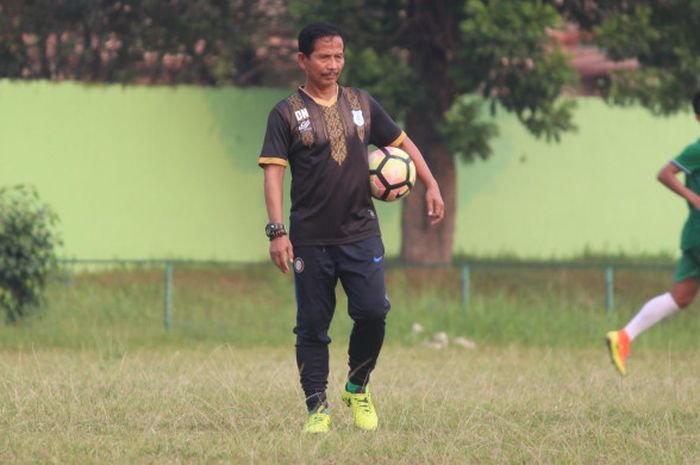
[294,257,305,273]
[373,255,383,263]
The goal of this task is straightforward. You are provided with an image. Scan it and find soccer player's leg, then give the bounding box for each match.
[293,245,337,432]
[670,248,700,309]
[606,253,697,376]
[337,236,390,431]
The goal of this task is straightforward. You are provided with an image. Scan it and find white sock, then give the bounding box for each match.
[624,292,680,340]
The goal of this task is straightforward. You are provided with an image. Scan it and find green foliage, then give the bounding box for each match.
[288,0,407,51]
[340,47,415,120]
[455,0,578,142]
[289,0,578,162]
[0,185,61,323]
[0,0,278,85]
[437,96,498,162]
[289,0,418,119]
[565,0,700,115]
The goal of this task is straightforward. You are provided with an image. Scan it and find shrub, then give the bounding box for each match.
[0,185,61,323]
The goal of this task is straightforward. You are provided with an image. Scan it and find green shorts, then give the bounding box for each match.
[674,248,700,282]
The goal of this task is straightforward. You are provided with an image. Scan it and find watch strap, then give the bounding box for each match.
[265,223,287,240]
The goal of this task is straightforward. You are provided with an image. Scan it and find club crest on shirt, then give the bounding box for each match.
[293,257,305,273]
[352,110,364,126]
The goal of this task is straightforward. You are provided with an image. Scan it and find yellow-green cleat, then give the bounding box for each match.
[302,407,331,434]
[605,330,630,377]
[342,386,378,431]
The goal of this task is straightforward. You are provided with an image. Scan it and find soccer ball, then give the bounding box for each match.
[368,146,416,202]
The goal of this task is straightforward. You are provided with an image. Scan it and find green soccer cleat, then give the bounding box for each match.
[342,386,378,431]
[606,330,630,376]
[302,407,331,434]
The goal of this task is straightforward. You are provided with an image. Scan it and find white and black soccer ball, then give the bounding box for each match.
[368,146,416,202]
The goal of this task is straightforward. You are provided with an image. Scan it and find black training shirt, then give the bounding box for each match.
[259,86,405,246]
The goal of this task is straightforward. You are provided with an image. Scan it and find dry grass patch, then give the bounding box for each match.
[1,345,700,464]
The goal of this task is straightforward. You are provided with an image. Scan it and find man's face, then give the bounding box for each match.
[297,35,344,89]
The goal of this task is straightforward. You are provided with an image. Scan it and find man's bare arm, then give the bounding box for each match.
[264,165,294,273]
[398,136,445,225]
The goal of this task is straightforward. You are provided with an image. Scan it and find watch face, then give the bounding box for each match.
[266,223,282,238]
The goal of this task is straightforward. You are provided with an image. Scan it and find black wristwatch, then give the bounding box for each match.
[265,223,287,241]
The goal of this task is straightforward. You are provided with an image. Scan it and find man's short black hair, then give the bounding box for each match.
[298,22,343,56]
[693,91,700,116]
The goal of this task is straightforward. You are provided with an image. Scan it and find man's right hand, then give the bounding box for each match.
[269,235,294,273]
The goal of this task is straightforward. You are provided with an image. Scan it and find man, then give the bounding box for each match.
[606,91,700,376]
[258,22,444,433]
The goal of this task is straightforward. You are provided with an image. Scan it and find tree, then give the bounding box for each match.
[1,1,591,264]
[0,0,293,85]
[559,0,700,115]
[290,0,578,263]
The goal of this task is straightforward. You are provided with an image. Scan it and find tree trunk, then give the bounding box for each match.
[400,0,459,264]
[400,125,455,264]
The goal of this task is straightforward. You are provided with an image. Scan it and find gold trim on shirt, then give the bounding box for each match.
[287,92,314,147]
[344,88,365,142]
[322,104,347,165]
[389,131,407,147]
[258,157,288,167]
[299,85,339,107]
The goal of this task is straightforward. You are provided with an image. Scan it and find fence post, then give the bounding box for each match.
[605,266,614,313]
[164,261,173,328]
[461,265,470,311]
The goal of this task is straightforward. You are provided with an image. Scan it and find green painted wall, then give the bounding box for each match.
[457,100,695,258]
[0,80,695,261]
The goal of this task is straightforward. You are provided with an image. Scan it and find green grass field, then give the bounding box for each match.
[2,264,700,464]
